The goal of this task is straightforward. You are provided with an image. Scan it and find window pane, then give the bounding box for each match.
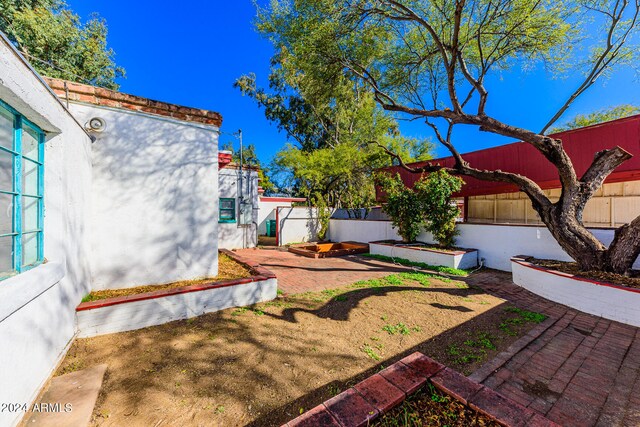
[220,199,235,209]
[0,193,13,234]
[0,106,13,151]
[22,126,39,160]
[22,232,38,266]
[22,196,38,232]
[23,158,38,195]
[220,209,235,220]
[0,235,12,274]
[0,150,13,192]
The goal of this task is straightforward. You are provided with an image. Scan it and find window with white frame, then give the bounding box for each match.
[0,100,45,279]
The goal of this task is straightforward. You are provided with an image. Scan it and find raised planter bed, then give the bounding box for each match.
[370,241,478,270]
[75,250,277,337]
[284,352,558,427]
[511,256,640,327]
[288,241,369,258]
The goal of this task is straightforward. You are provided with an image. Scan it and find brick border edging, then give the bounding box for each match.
[76,249,277,311]
[284,352,559,427]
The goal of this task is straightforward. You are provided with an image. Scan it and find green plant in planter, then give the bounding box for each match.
[376,172,426,243]
[423,170,463,248]
[377,171,463,247]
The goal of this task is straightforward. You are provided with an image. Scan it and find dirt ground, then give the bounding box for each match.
[83,253,252,302]
[58,272,544,427]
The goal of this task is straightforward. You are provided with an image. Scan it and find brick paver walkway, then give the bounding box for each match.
[234,248,415,294]
[467,270,640,427]
[235,249,640,426]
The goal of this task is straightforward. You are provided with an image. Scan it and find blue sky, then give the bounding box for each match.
[68,1,640,162]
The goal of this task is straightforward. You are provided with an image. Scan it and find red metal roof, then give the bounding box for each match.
[378,114,640,198]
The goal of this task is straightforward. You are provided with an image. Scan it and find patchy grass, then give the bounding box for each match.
[81,252,252,302]
[373,383,499,426]
[361,253,469,276]
[60,270,542,426]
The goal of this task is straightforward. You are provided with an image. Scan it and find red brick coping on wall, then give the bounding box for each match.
[76,249,277,312]
[370,240,477,256]
[45,77,223,127]
[511,255,640,295]
[284,352,559,427]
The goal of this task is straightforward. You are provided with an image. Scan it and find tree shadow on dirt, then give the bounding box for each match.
[267,285,485,323]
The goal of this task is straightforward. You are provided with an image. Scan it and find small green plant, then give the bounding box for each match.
[362,344,382,360]
[362,253,468,276]
[398,271,432,286]
[277,289,284,296]
[384,274,403,285]
[231,307,248,316]
[382,323,412,336]
[214,405,225,414]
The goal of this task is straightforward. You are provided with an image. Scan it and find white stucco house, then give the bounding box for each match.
[0,33,236,426]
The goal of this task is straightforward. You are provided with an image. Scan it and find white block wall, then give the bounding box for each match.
[278,207,332,245]
[0,36,93,427]
[69,103,220,290]
[512,259,640,327]
[329,219,640,272]
[258,200,288,235]
[77,278,277,337]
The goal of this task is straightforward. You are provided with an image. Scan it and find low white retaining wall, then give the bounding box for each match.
[329,220,640,272]
[370,242,478,270]
[76,277,277,338]
[512,257,640,327]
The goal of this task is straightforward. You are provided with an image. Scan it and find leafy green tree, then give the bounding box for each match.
[551,105,640,132]
[0,0,124,89]
[377,170,462,246]
[256,0,640,275]
[236,37,433,216]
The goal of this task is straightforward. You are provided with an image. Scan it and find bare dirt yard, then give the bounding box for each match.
[58,271,545,426]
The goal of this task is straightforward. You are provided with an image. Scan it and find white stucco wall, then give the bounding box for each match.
[0,36,93,427]
[278,206,331,245]
[218,167,258,249]
[68,103,220,290]
[329,219,640,272]
[257,200,288,235]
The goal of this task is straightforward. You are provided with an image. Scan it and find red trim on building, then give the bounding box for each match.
[378,114,640,199]
[45,77,222,127]
[260,196,307,203]
[218,152,232,170]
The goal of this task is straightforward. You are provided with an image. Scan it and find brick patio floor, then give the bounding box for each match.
[234,249,640,427]
[234,248,415,294]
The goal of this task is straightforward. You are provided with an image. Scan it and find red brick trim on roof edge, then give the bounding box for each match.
[260,197,307,203]
[77,249,276,311]
[44,77,222,127]
[284,352,559,427]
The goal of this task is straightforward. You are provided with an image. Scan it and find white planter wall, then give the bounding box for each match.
[370,243,478,270]
[329,220,640,272]
[0,37,93,427]
[512,258,640,327]
[77,278,277,337]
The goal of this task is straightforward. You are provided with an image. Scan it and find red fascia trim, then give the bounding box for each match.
[260,197,307,203]
[511,258,640,294]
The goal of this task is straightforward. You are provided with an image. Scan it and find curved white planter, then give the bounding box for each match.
[370,242,478,270]
[511,256,640,327]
